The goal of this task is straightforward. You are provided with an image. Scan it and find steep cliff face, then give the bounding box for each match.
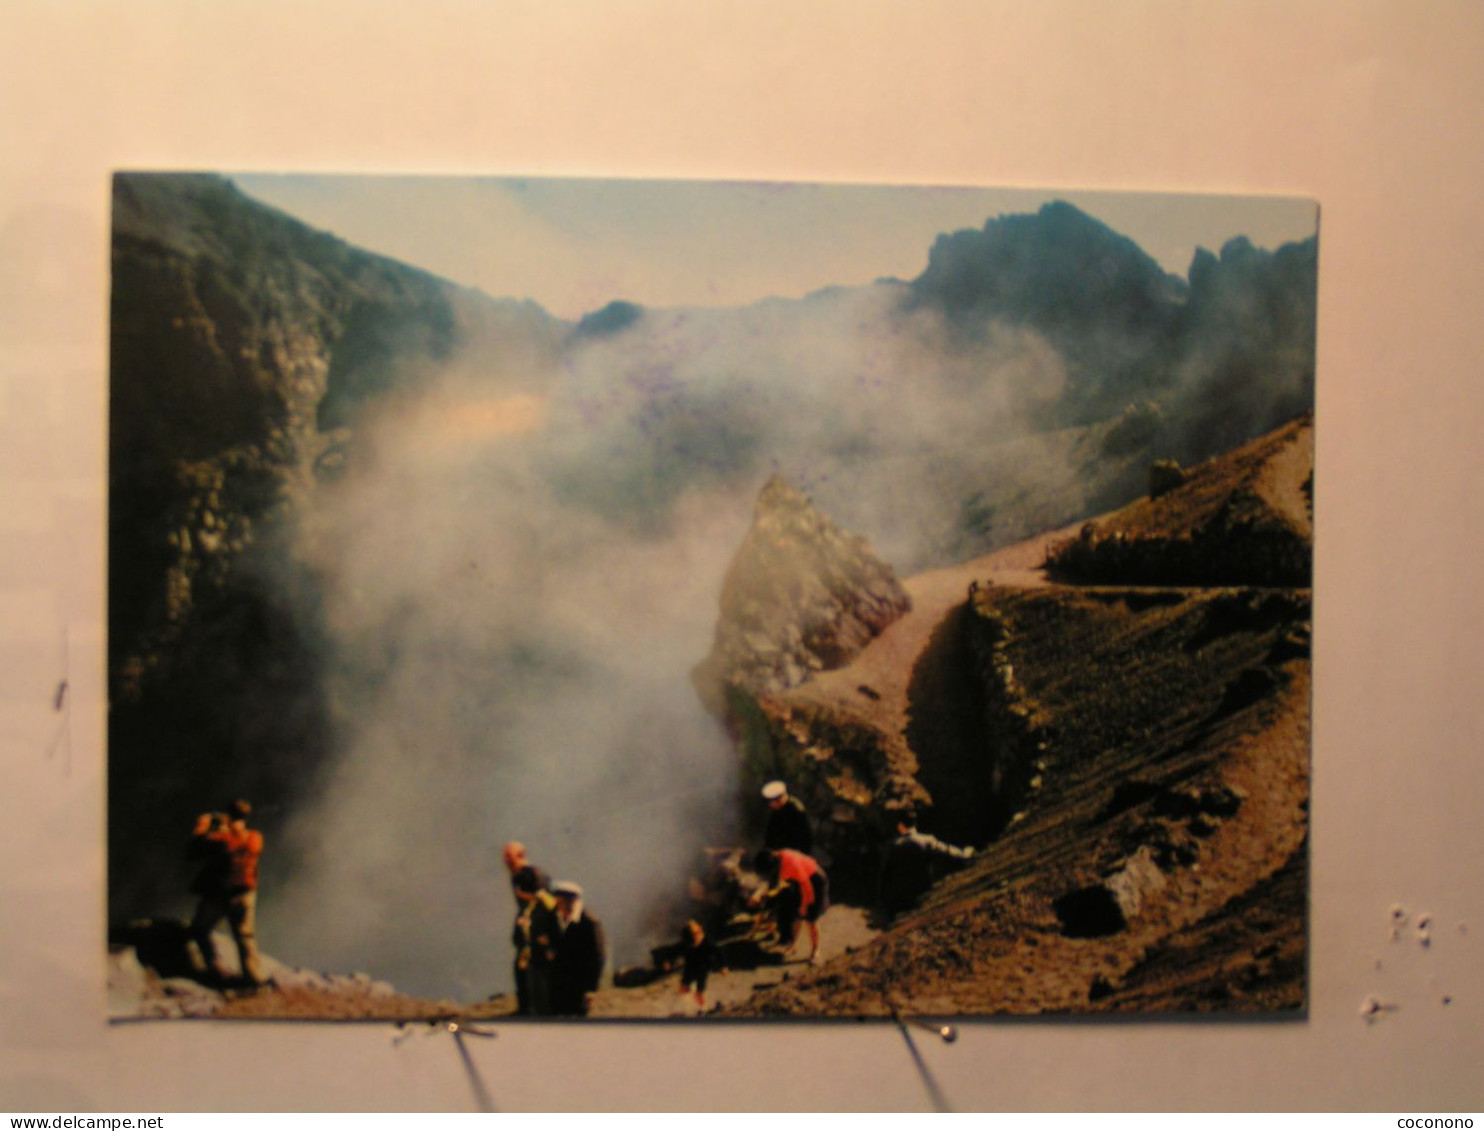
[693,476,912,710]
[107,173,565,919]
[692,476,916,879]
[110,173,564,699]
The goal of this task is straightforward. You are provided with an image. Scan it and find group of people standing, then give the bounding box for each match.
[502,841,607,1017]
[666,778,828,1013]
[749,779,830,965]
[176,784,965,1014]
[499,778,829,1018]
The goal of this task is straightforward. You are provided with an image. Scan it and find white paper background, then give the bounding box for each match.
[3,0,1481,1113]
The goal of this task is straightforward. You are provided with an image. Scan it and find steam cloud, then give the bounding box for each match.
[260,225,1314,998]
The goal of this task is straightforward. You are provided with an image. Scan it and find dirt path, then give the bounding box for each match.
[587,905,879,1019]
[782,521,1082,752]
[1258,426,1314,539]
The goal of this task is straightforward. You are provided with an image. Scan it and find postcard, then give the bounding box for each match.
[106,173,1315,1021]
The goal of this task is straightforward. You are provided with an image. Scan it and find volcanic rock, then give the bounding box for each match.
[726,416,1313,1017]
[693,475,911,715]
[107,918,454,1022]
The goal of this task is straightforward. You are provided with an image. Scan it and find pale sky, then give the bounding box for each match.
[232,173,1317,322]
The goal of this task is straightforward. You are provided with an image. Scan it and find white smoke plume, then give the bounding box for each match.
[259,234,1310,996]
[256,278,1082,998]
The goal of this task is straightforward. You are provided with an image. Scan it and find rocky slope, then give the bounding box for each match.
[107,920,461,1022]
[107,420,1312,1022]
[722,416,1312,1015]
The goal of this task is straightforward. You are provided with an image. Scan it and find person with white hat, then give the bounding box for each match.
[761,780,813,855]
[547,880,606,1017]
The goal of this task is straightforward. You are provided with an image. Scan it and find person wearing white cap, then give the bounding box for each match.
[548,880,606,1016]
[761,780,813,855]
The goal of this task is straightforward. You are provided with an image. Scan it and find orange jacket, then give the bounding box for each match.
[197,822,263,893]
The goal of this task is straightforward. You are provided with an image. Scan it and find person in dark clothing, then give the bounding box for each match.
[510,866,558,1015]
[502,841,558,1014]
[761,780,813,855]
[878,812,975,919]
[547,881,606,1017]
[676,918,723,1010]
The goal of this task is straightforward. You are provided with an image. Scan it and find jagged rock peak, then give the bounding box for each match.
[755,472,807,513]
[746,474,871,555]
[694,476,911,711]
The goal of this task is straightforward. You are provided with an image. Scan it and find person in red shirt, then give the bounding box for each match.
[187,798,266,986]
[752,847,830,964]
